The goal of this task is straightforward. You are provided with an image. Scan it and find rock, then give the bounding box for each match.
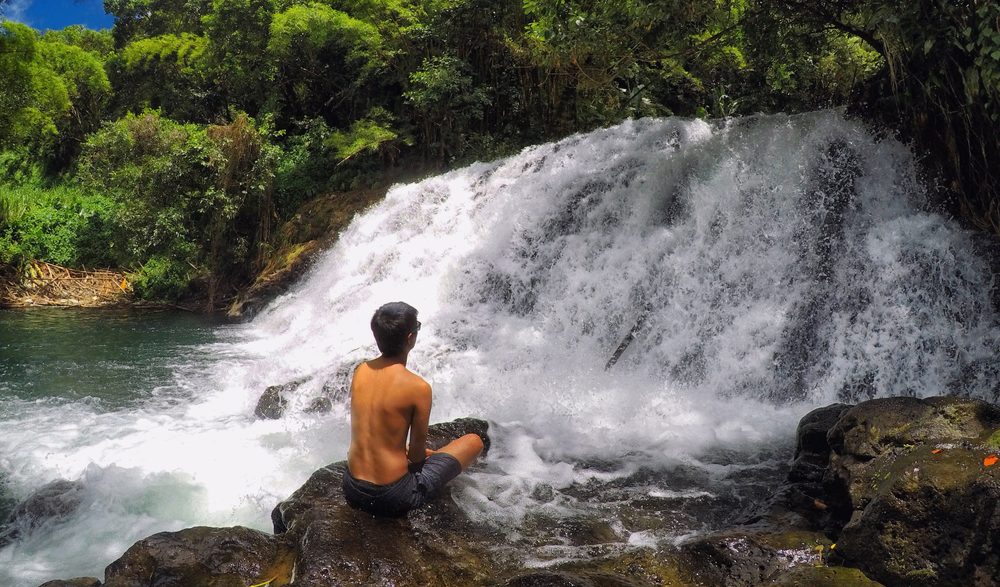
[255,379,308,419]
[271,464,494,586]
[826,396,1000,508]
[767,565,884,586]
[823,396,1000,586]
[500,571,639,586]
[228,186,389,320]
[305,397,333,413]
[0,479,84,547]
[255,385,289,419]
[426,417,491,456]
[795,403,852,462]
[781,403,853,532]
[320,360,362,404]
[678,529,831,587]
[103,526,294,587]
[37,579,102,587]
[268,417,496,586]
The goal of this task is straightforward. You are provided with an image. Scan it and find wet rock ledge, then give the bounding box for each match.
[31,396,1000,586]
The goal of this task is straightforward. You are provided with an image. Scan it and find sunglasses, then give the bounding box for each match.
[415,320,422,333]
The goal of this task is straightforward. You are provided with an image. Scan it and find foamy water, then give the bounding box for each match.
[2,110,997,584]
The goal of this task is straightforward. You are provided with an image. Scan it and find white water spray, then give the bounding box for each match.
[1,111,997,583]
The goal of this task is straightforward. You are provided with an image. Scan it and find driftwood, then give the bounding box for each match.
[0,261,132,308]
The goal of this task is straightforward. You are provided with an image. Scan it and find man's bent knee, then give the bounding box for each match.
[463,433,485,454]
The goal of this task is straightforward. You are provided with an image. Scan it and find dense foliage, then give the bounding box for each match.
[0,0,996,305]
[759,0,1000,232]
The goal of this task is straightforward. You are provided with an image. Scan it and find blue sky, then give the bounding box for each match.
[3,0,114,31]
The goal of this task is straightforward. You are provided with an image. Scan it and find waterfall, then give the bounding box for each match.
[3,110,998,582]
[251,109,999,419]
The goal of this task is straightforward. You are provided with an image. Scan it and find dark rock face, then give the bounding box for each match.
[102,526,293,587]
[228,187,388,320]
[823,396,1000,586]
[255,379,308,419]
[783,403,853,532]
[0,479,83,547]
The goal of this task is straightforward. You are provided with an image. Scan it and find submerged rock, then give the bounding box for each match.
[0,479,84,547]
[254,378,308,419]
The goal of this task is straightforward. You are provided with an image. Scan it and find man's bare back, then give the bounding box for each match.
[347,358,432,485]
[342,301,484,517]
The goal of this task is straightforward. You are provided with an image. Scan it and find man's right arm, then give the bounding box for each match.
[405,381,432,465]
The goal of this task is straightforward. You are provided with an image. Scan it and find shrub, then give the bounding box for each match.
[130,255,192,300]
[78,110,279,304]
[0,179,119,268]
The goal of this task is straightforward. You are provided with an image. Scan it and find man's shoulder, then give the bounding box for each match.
[402,368,432,394]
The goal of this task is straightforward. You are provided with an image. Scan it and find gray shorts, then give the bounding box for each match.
[342,453,462,517]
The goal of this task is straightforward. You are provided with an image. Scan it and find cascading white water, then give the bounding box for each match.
[2,110,998,583]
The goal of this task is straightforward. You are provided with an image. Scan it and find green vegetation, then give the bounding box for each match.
[0,0,996,306]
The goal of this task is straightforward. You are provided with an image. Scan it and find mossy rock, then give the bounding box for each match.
[103,526,294,587]
[828,398,1000,586]
[767,565,885,586]
[228,185,387,319]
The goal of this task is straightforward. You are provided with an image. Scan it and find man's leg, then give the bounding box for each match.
[436,433,484,471]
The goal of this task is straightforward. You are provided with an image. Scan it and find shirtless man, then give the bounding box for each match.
[343,301,484,517]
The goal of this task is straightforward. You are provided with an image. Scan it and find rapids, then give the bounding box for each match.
[2,110,998,583]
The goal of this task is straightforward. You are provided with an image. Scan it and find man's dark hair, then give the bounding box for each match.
[371,302,419,356]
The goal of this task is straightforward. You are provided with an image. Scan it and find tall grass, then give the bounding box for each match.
[0,179,119,268]
[0,188,28,228]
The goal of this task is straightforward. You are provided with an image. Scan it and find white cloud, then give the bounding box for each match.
[3,0,34,24]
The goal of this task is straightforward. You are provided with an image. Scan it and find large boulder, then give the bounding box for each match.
[271,418,496,586]
[824,396,1000,586]
[780,403,853,533]
[0,479,84,547]
[103,526,294,587]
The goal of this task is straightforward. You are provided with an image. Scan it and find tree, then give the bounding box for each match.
[404,55,490,162]
[0,22,71,156]
[755,0,1000,233]
[112,33,217,120]
[267,2,385,124]
[37,39,112,166]
[202,0,275,113]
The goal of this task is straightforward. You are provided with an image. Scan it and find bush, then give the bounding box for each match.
[78,110,279,304]
[0,179,118,268]
[130,255,192,300]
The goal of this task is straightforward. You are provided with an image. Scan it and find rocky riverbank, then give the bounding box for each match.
[26,396,1000,586]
